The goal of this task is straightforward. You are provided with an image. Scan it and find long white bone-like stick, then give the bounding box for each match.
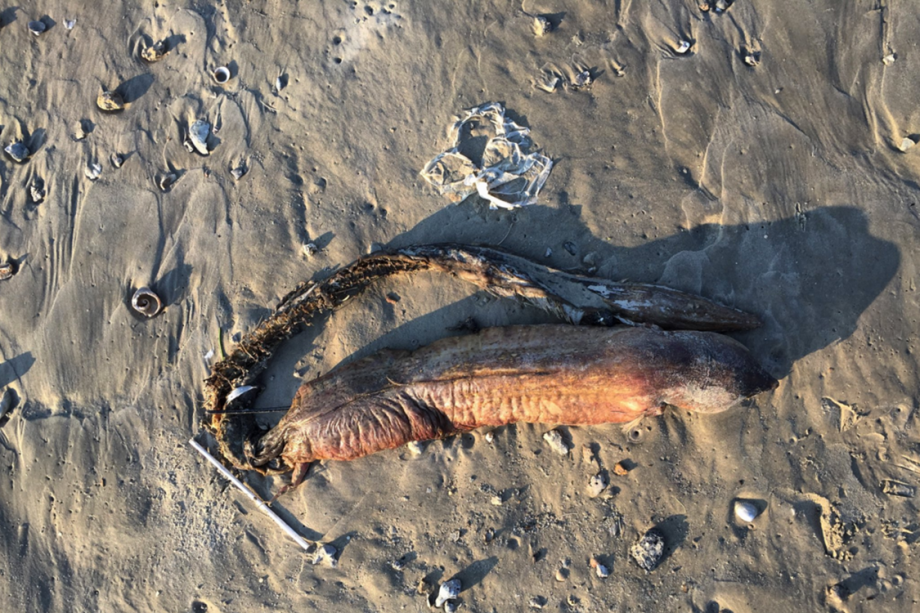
[189,437,313,552]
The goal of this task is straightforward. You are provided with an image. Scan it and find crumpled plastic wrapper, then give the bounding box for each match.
[421,102,553,209]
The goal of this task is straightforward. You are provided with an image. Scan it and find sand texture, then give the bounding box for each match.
[0,0,918,611]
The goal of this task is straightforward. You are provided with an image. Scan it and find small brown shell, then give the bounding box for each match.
[97,90,125,112]
[131,287,163,317]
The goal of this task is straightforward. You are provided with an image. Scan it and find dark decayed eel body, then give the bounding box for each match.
[253,325,777,468]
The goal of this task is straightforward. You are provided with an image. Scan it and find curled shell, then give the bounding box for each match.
[141,40,168,63]
[4,142,29,163]
[0,261,16,281]
[213,66,231,84]
[28,20,46,36]
[131,287,163,317]
[185,119,210,156]
[97,90,125,112]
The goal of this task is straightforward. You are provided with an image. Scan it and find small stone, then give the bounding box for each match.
[734,500,759,523]
[898,137,916,152]
[590,557,610,578]
[543,247,552,258]
[85,162,102,181]
[630,528,665,571]
[543,429,570,455]
[490,495,503,506]
[613,461,629,476]
[311,544,338,568]
[96,90,125,112]
[30,180,45,204]
[4,142,29,163]
[563,241,577,256]
[302,242,319,257]
[434,579,461,608]
[588,473,608,497]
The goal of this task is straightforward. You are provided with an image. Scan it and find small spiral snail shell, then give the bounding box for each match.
[131,287,163,317]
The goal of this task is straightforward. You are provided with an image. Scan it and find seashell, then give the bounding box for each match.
[898,137,915,152]
[407,441,424,455]
[85,162,102,181]
[30,179,45,204]
[0,388,15,422]
[311,543,338,567]
[185,119,210,156]
[157,172,177,192]
[131,287,163,317]
[630,527,665,571]
[4,142,29,163]
[542,429,570,455]
[571,70,592,89]
[734,500,758,522]
[230,165,247,180]
[588,472,608,497]
[444,602,458,613]
[590,557,610,578]
[274,74,288,92]
[484,430,495,443]
[97,90,125,112]
[528,596,547,609]
[532,16,551,37]
[302,242,318,257]
[28,20,46,36]
[64,19,76,30]
[111,153,124,168]
[213,66,231,84]
[535,74,559,93]
[0,261,16,281]
[141,40,168,63]
[226,386,259,410]
[675,40,691,54]
[882,53,896,66]
[743,50,761,67]
[434,579,461,608]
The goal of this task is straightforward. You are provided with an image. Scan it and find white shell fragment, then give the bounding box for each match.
[85,162,102,181]
[734,500,759,523]
[213,66,231,84]
[882,53,896,66]
[131,287,163,317]
[407,441,425,455]
[532,16,551,37]
[590,557,610,578]
[226,386,258,408]
[230,165,247,180]
[675,40,691,54]
[0,261,15,281]
[185,120,211,155]
[28,20,46,35]
[743,50,761,67]
[420,102,553,209]
[543,429,571,455]
[302,242,318,257]
[443,601,458,613]
[434,579,461,608]
[311,544,338,567]
[898,137,916,152]
[4,142,29,163]
[64,19,76,30]
[588,472,608,497]
[111,153,124,168]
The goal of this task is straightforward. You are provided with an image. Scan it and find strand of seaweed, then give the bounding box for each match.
[203,244,760,471]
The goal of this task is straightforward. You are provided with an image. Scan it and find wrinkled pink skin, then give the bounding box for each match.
[253,325,776,486]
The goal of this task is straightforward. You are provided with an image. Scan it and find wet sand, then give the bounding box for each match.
[0,1,918,611]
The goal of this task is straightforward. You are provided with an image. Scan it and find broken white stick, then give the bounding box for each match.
[189,437,313,552]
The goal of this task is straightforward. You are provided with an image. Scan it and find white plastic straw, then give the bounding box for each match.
[189,437,313,552]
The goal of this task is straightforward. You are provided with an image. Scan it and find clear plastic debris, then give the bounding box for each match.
[420,102,553,210]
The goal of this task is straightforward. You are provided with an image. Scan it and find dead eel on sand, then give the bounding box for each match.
[203,244,777,492]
